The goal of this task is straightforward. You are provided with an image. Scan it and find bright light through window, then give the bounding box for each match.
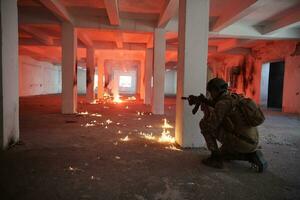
[119,76,132,88]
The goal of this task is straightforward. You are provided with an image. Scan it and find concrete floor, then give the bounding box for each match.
[0,95,299,200]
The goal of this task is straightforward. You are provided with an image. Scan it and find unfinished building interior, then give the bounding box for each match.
[1,0,300,199]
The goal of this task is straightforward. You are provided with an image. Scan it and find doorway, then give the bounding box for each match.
[260,61,285,109]
[267,61,285,109]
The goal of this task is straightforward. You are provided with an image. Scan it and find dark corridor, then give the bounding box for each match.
[267,61,285,109]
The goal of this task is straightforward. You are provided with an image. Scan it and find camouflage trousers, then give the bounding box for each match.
[199,119,258,154]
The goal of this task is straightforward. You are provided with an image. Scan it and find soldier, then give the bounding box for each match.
[188,78,268,172]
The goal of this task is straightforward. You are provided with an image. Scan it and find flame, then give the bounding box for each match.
[158,129,175,143]
[106,119,113,124]
[165,145,182,151]
[91,113,102,117]
[113,93,123,103]
[78,111,89,115]
[90,100,98,104]
[103,92,111,99]
[120,135,129,141]
[127,96,136,100]
[139,132,156,140]
[162,118,173,129]
[84,123,96,127]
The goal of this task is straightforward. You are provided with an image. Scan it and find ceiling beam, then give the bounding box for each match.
[19,46,60,64]
[77,32,93,47]
[115,31,123,48]
[208,46,217,53]
[39,0,74,24]
[211,0,263,32]
[222,47,251,55]
[19,25,54,46]
[258,3,300,35]
[158,0,179,28]
[166,37,178,44]
[217,39,252,52]
[103,0,120,26]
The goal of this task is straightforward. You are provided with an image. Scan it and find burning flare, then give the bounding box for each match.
[139,132,156,140]
[113,93,123,103]
[162,118,173,129]
[158,129,175,143]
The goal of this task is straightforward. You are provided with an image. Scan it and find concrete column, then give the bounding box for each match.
[175,0,209,147]
[136,63,141,97]
[144,48,153,105]
[86,48,95,102]
[152,29,166,114]
[0,0,19,149]
[97,59,104,99]
[62,22,77,114]
[140,60,145,100]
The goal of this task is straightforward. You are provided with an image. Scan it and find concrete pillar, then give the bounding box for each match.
[140,60,145,100]
[175,0,209,147]
[136,63,141,97]
[97,59,104,99]
[86,48,95,102]
[144,48,153,105]
[0,0,19,149]
[152,29,166,114]
[62,22,77,114]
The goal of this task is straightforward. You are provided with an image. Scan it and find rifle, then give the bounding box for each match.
[181,94,208,115]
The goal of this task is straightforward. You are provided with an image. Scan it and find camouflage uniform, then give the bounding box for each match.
[199,92,259,154]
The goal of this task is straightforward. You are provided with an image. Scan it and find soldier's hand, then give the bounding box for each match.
[198,94,206,102]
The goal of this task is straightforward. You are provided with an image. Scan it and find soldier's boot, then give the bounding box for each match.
[202,151,224,169]
[247,150,268,173]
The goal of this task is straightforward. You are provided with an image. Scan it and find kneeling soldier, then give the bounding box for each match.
[186,78,268,172]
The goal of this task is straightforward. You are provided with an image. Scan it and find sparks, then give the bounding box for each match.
[90,100,98,104]
[78,111,89,115]
[103,92,111,99]
[106,119,113,124]
[120,135,129,141]
[162,118,173,129]
[113,91,123,103]
[158,129,175,143]
[139,132,156,140]
[165,145,182,151]
[91,113,102,117]
[84,123,96,127]
[127,96,136,100]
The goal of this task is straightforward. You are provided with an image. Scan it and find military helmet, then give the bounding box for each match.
[207,78,228,93]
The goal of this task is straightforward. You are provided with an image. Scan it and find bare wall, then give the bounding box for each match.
[19,56,62,96]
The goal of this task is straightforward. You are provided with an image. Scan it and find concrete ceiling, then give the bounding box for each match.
[18,0,300,67]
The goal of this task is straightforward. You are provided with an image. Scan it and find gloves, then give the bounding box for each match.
[188,94,206,105]
[188,95,198,105]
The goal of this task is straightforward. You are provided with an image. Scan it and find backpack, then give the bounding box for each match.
[232,94,265,127]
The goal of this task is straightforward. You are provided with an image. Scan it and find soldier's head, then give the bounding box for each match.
[206,78,228,99]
